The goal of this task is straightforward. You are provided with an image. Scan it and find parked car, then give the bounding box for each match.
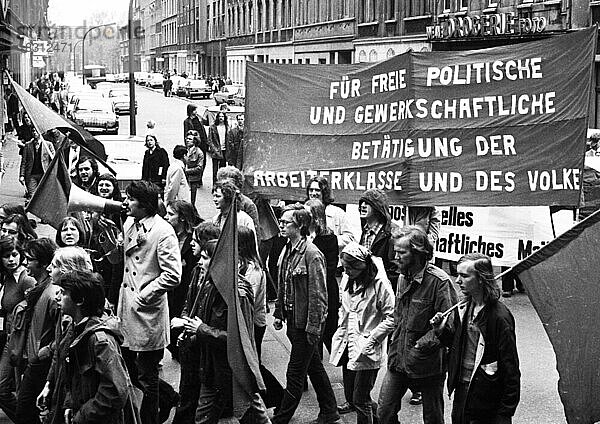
[96,135,146,190]
[72,97,119,135]
[171,76,186,96]
[134,72,151,85]
[232,86,245,106]
[146,73,165,89]
[108,88,138,115]
[66,91,103,119]
[105,74,116,82]
[184,79,212,99]
[214,84,242,105]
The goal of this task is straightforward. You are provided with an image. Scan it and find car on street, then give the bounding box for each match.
[171,75,186,95]
[71,97,119,135]
[134,72,151,85]
[66,91,103,119]
[232,86,245,106]
[96,135,146,190]
[183,79,212,99]
[146,73,165,89]
[214,84,242,105]
[107,87,138,115]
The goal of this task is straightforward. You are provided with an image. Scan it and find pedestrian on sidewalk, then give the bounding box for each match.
[141,135,169,197]
[431,253,520,424]
[19,128,55,201]
[330,243,395,424]
[183,104,208,186]
[184,131,204,205]
[207,112,228,186]
[272,204,341,424]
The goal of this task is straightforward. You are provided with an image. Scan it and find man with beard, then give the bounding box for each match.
[377,226,457,424]
[74,157,100,194]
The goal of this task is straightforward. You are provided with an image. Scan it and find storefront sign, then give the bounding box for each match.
[244,28,596,207]
[426,12,547,40]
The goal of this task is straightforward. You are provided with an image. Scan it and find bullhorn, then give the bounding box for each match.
[67,185,123,215]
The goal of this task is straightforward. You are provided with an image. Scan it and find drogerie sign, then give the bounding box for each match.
[426,12,547,40]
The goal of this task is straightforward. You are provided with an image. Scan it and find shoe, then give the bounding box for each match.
[337,401,355,414]
[309,417,343,424]
[158,390,180,423]
[502,290,512,298]
[409,391,422,405]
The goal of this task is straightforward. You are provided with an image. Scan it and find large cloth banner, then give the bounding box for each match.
[244,27,596,206]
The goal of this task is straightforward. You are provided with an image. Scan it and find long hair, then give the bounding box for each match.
[305,176,334,205]
[458,253,501,304]
[304,199,332,236]
[391,225,434,263]
[170,200,202,234]
[97,173,123,202]
[238,225,262,274]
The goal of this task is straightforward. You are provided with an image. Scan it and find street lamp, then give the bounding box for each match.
[128,0,137,135]
[81,22,116,84]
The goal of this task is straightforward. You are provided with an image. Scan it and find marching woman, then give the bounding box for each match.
[90,173,125,306]
[238,225,283,409]
[0,237,36,421]
[164,146,191,205]
[170,223,220,424]
[165,200,202,361]
[432,253,520,424]
[329,243,395,424]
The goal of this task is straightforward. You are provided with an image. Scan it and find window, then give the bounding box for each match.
[387,48,395,58]
[359,0,377,23]
[386,0,396,20]
[358,50,367,63]
[443,0,451,12]
[407,0,426,17]
[265,0,270,30]
[257,0,262,31]
[369,50,378,62]
[460,0,468,9]
[488,0,498,6]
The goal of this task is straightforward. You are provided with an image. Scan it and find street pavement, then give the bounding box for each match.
[0,85,568,423]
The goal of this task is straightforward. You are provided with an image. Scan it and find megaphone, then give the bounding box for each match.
[67,184,123,215]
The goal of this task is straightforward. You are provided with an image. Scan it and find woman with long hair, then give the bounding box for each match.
[165,200,202,361]
[36,247,94,424]
[171,224,220,424]
[1,214,37,246]
[211,179,255,233]
[305,199,339,354]
[0,237,36,421]
[90,173,125,306]
[329,243,395,424]
[141,134,170,194]
[54,217,86,248]
[207,111,228,185]
[238,225,284,409]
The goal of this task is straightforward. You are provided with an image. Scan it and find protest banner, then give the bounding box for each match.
[244,27,596,207]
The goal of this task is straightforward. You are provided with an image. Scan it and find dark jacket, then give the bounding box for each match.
[207,124,228,160]
[141,147,169,188]
[387,263,457,379]
[274,238,328,336]
[225,126,244,169]
[183,116,208,152]
[192,276,254,417]
[442,300,520,419]
[168,233,196,319]
[25,277,59,364]
[65,315,140,424]
[359,189,398,287]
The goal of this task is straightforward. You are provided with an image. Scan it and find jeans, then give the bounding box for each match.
[16,360,51,424]
[377,369,444,424]
[272,326,339,424]
[342,366,379,424]
[195,383,270,424]
[190,182,201,206]
[123,348,164,424]
[0,344,17,422]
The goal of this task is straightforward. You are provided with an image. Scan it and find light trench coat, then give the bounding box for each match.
[117,214,182,351]
[330,257,395,371]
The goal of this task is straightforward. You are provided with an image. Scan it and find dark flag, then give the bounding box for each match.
[511,209,600,424]
[256,197,280,240]
[26,148,71,229]
[7,73,107,161]
[207,197,265,418]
